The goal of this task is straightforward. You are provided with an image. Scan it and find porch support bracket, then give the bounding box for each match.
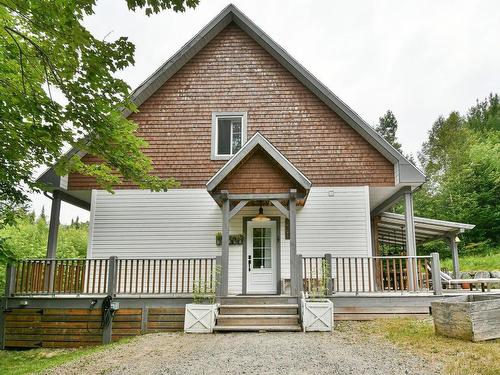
[270,200,289,219]
[229,200,249,219]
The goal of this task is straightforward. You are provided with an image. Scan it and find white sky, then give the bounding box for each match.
[29,0,500,223]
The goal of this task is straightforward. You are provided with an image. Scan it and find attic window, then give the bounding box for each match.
[211,112,247,160]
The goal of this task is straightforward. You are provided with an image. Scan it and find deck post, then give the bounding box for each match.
[431,252,443,296]
[45,191,61,293]
[221,191,230,297]
[289,189,298,296]
[404,190,417,292]
[324,254,333,295]
[106,256,118,297]
[297,254,303,295]
[4,263,16,297]
[448,235,460,279]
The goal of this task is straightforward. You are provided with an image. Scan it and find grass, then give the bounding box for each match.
[441,252,500,272]
[343,318,500,375]
[0,337,134,375]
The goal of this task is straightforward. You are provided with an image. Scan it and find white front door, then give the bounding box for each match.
[246,221,277,294]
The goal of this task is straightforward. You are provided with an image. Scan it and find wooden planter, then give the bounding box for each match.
[184,304,218,333]
[431,295,500,341]
[301,298,334,332]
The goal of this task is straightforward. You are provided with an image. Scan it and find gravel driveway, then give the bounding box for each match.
[45,326,441,375]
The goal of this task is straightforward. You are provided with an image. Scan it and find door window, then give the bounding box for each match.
[252,227,272,269]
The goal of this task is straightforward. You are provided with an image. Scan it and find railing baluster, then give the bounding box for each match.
[399,258,404,291]
[354,258,358,294]
[392,258,397,291]
[361,258,365,292]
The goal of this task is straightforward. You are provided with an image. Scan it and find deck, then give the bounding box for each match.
[2,255,498,349]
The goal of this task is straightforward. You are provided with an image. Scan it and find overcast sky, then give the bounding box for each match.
[30,0,500,223]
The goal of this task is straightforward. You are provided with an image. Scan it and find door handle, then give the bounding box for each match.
[248,255,252,271]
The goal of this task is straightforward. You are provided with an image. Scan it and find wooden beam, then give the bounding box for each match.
[221,191,230,297]
[449,235,460,279]
[404,191,416,291]
[57,190,91,211]
[46,191,61,259]
[371,186,411,217]
[213,193,305,201]
[289,189,298,295]
[229,200,248,219]
[270,200,289,219]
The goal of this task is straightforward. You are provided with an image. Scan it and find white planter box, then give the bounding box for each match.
[184,303,218,333]
[301,298,334,332]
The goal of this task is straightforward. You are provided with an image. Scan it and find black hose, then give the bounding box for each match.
[101,295,114,329]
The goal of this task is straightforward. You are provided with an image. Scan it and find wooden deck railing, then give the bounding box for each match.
[9,257,218,296]
[300,254,437,295]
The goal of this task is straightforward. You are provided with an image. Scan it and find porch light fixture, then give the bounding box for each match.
[252,207,270,222]
[455,236,461,243]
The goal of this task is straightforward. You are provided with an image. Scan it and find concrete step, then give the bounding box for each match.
[219,296,298,305]
[219,304,298,315]
[216,314,299,326]
[214,325,302,332]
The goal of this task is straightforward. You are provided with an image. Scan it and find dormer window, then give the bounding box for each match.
[211,112,247,160]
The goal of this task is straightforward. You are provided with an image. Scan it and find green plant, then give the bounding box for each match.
[192,265,221,304]
[309,259,330,299]
[215,232,222,246]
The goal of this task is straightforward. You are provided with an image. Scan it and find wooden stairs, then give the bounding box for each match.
[214,296,301,332]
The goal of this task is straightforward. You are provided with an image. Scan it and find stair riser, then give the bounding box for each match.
[216,318,299,326]
[219,297,298,305]
[220,308,298,315]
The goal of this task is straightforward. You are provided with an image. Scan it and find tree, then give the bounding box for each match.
[375,110,402,152]
[1,1,198,211]
[414,94,500,250]
[0,0,199,259]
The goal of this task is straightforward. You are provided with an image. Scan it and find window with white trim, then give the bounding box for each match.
[211,112,247,160]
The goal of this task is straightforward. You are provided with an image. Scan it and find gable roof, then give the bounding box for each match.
[38,3,425,188]
[206,132,312,192]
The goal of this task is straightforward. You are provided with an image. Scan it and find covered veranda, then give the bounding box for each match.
[373,212,475,279]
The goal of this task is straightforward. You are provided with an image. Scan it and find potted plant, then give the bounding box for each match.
[215,232,222,246]
[461,272,472,290]
[184,266,220,333]
[301,259,334,332]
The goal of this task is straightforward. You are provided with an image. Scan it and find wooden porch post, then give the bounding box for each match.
[45,190,61,293]
[289,189,298,295]
[404,191,417,291]
[449,235,460,279]
[221,190,230,297]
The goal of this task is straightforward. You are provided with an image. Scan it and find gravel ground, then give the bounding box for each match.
[45,327,441,375]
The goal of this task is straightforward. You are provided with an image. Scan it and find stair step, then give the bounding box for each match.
[219,304,298,315]
[216,315,299,326]
[214,325,302,332]
[219,296,298,305]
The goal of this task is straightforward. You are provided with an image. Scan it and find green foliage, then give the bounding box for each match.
[441,251,500,272]
[0,336,134,375]
[1,0,198,259]
[192,265,220,304]
[375,110,402,152]
[414,94,500,252]
[0,210,88,294]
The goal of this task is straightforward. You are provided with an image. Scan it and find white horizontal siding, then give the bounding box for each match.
[88,186,372,294]
[89,189,221,259]
[297,186,371,257]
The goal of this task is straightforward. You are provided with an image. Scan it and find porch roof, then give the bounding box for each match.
[206,132,312,193]
[377,212,475,245]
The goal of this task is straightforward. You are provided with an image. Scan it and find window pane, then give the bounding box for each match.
[232,120,242,153]
[253,258,262,269]
[217,119,231,155]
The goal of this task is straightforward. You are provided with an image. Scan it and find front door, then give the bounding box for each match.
[246,221,277,294]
